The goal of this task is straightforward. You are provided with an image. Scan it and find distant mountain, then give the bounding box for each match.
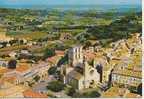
[0,4,141,12]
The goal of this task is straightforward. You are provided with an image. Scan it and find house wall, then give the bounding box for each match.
[112,74,141,87]
[78,77,84,90]
[68,46,83,67]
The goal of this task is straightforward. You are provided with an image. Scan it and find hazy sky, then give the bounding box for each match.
[0,0,141,5]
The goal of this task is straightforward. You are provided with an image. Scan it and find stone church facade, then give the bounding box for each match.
[61,46,100,90]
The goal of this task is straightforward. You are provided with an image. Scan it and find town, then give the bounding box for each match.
[0,5,142,98]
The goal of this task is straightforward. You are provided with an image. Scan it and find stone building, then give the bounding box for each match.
[61,46,100,90]
[111,64,142,91]
[60,33,72,41]
[68,46,83,67]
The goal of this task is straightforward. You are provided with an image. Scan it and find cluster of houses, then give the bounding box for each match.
[59,33,142,96]
[0,31,142,98]
[0,60,50,86]
[0,26,13,43]
[0,59,51,97]
[0,25,41,49]
[0,49,66,98]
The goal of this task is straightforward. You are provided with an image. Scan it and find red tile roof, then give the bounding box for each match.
[16,64,30,73]
[23,89,48,98]
[0,68,13,74]
[125,93,141,98]
[2,76,17,83]
[55,50,65,56]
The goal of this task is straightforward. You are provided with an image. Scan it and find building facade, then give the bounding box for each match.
[61,46,100,90]
[111,65,142,90]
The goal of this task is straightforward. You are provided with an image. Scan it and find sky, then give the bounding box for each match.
[0,0,142,6]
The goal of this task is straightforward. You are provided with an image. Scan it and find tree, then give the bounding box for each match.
[54,44,66,51]
[43,48,56,59]
[83,41,92,49]
[9,40,17,46]
[19,39,24,45]
[137,83,142,96]
[8,59,17,69]
[1,42,7,48]
[128,86,137,93]
[48,66,57,75]
[65,86,76,96]
[33,75,40,82]
[26,81,34,87]
[86,12,141,43]
[57,54,68,66]
[32,55,42,62]
[83,90,101,98]
[73,90,101,98]
[46,81,65,92]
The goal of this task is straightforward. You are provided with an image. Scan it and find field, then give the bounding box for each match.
[8,31,48,40]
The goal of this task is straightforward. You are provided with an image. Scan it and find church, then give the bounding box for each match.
[60,46,100,90]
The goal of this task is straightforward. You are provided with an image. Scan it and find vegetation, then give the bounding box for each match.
[128,86,137,93]
[65,86,76,96]
[0,7,141,98]
[0,45,28,52]
[47,90,57,98]
[48,66,57,75]
[46,81,65,92]
[73,90,101,98]
[27,81,35,87]
[57,54,68,66]
[43,48,56,59]
[8,59,17,69]
[137,83,142,96]
[33,75,40,82]
[9,32,48,40]
[87,13,141,41]
[0,8,140,52]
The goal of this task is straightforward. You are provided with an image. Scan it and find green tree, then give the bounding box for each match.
[57,54,68,66]
[73,90,101,98]
[48,66,57,75]
[43,48,56,59]
[65,86,76,96]
[83,41,92,49]
[83,90,101,98]
[137,83,142,96]
[33,75,40,82]
[46,81,65,92]
[87,12,141,43]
